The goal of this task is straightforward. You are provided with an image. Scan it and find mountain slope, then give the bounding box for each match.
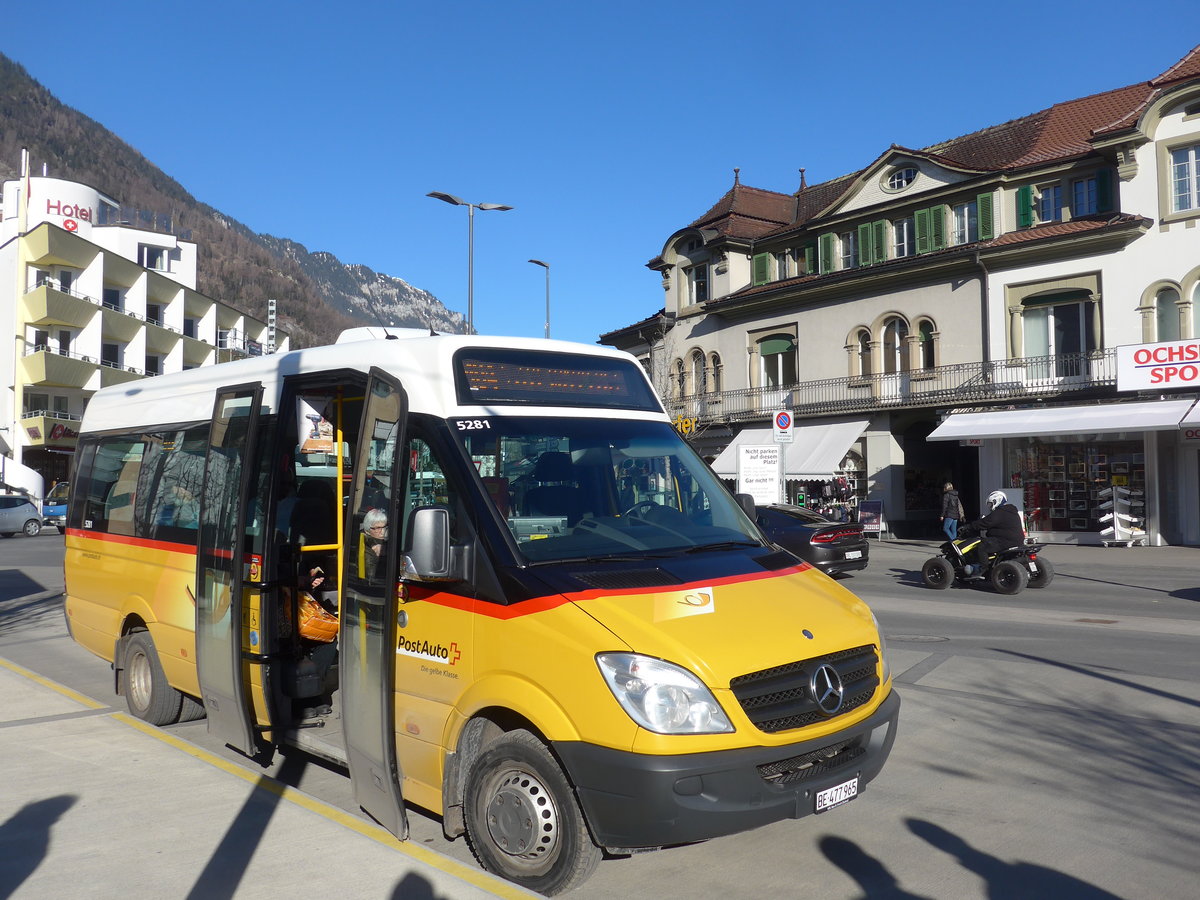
[0,54,464,346]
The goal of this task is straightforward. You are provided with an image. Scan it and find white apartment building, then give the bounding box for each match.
[1,168,288,499]
[602,44,1200,545]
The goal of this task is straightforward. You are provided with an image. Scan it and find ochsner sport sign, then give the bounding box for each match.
[1117,339,1200,391]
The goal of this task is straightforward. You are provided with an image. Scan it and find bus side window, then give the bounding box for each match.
[399,429,476,561]
[67,443,96,530]
[144,426,207,545]
[401,436,460,542]
[81,438,146,535]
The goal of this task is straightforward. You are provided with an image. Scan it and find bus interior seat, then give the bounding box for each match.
[524,451,586,525]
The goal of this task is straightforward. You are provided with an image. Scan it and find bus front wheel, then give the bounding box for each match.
[464,729,601,896]
[122,630,184,725]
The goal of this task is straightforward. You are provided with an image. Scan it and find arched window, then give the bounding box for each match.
[672,358,685,399]
[882,317,908,374]
[757,334,797,390]
[856,329,872,377]
[1157,288,1181,341]
[917,319,936,369]
[709,353,722,394]
[690,350,707,396]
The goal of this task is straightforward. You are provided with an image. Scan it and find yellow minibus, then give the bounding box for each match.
[64,328,899,895]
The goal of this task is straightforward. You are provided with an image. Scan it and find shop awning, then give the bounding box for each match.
[1176,400,1200,427]
[710,417,869,478]
[927,399,1199,441]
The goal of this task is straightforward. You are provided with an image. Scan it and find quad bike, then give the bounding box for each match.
[921,533,1054,595]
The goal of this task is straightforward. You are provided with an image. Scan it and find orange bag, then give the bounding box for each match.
[297,592,338,642]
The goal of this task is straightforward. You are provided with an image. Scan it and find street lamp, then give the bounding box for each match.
[427,191,513,334]
[528,259,550,339]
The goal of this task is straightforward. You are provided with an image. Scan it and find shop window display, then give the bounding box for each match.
[1005,438,1144,533]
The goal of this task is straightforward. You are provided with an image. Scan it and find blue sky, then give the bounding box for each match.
[5,2,1198,345]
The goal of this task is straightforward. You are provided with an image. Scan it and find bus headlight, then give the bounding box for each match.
[596,653,733,734]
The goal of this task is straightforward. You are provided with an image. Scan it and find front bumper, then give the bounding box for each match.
[554,688,900,850]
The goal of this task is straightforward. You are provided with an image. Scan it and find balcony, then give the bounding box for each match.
[99,360,147,388]
[19,347,98,389]
[666,349,1118,424]
[20,282,101,328]
[19,411,83,448]
[145,318,182,354]
[182,333,214,368]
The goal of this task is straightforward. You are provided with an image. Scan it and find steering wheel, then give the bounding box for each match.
[623,499,660,518]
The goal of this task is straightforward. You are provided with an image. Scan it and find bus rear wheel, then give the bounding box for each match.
[122,630,184,725]
[464,729,600,896]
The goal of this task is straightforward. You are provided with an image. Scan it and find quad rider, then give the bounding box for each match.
[961,490,1025,575]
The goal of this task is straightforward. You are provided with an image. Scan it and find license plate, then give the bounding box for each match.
[816,777,858,813]
[844,550,862,560]
[1028,561,1039,574]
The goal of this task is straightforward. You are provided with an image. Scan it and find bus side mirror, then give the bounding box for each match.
[735,493,757,519]
[402,506,457,582]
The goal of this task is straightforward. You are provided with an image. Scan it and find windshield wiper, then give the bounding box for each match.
[683,540,763,554]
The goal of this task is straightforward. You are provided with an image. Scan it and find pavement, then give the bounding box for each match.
[1,537,1196,899]
[0,656,535,899]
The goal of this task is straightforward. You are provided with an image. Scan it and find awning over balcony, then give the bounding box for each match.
[927,398,1199,441]
[711,417,869,478]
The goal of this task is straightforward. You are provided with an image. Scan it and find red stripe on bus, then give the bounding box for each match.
[64,528,232,559]
[66,528,811,619]
[408,564,812,620]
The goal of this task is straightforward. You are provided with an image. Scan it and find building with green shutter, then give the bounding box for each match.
[601,43,1200,545]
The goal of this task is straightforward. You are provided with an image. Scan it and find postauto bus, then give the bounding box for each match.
[63,328,899,895]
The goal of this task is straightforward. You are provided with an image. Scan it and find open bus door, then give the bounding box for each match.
[196,383,266,756]
[340,370,409,839]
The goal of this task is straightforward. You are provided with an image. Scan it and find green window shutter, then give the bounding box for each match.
[872,220,889,263]
[802,243,815,274]
[752,252,771,285]
[818,233,835,273]
[977,192,995,241]
[857,223,873,267]
[1097,169,1113,213]
[1017,185,1034,228]
[915,208,931,255]
[929,205,947,251]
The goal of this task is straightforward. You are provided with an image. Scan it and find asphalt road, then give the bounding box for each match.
[2,531,1198,899]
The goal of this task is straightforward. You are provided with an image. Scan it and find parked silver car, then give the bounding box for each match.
[0,495,42,537]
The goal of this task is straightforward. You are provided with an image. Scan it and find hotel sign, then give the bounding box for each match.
[1116,340,1200,391]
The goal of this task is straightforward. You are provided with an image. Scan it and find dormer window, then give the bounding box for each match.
[686,264,709,304]
[883,167,918,192]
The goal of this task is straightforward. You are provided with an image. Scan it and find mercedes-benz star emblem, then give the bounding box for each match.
[809,663,845,715]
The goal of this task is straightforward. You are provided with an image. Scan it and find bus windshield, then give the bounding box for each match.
[453,416,764,563]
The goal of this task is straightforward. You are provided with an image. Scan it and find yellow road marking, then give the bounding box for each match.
[0,656,109,709]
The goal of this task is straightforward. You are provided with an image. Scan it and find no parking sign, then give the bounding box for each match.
[773,409,793,444]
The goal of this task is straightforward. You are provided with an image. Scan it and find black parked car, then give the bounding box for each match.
[755,504,868,575]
